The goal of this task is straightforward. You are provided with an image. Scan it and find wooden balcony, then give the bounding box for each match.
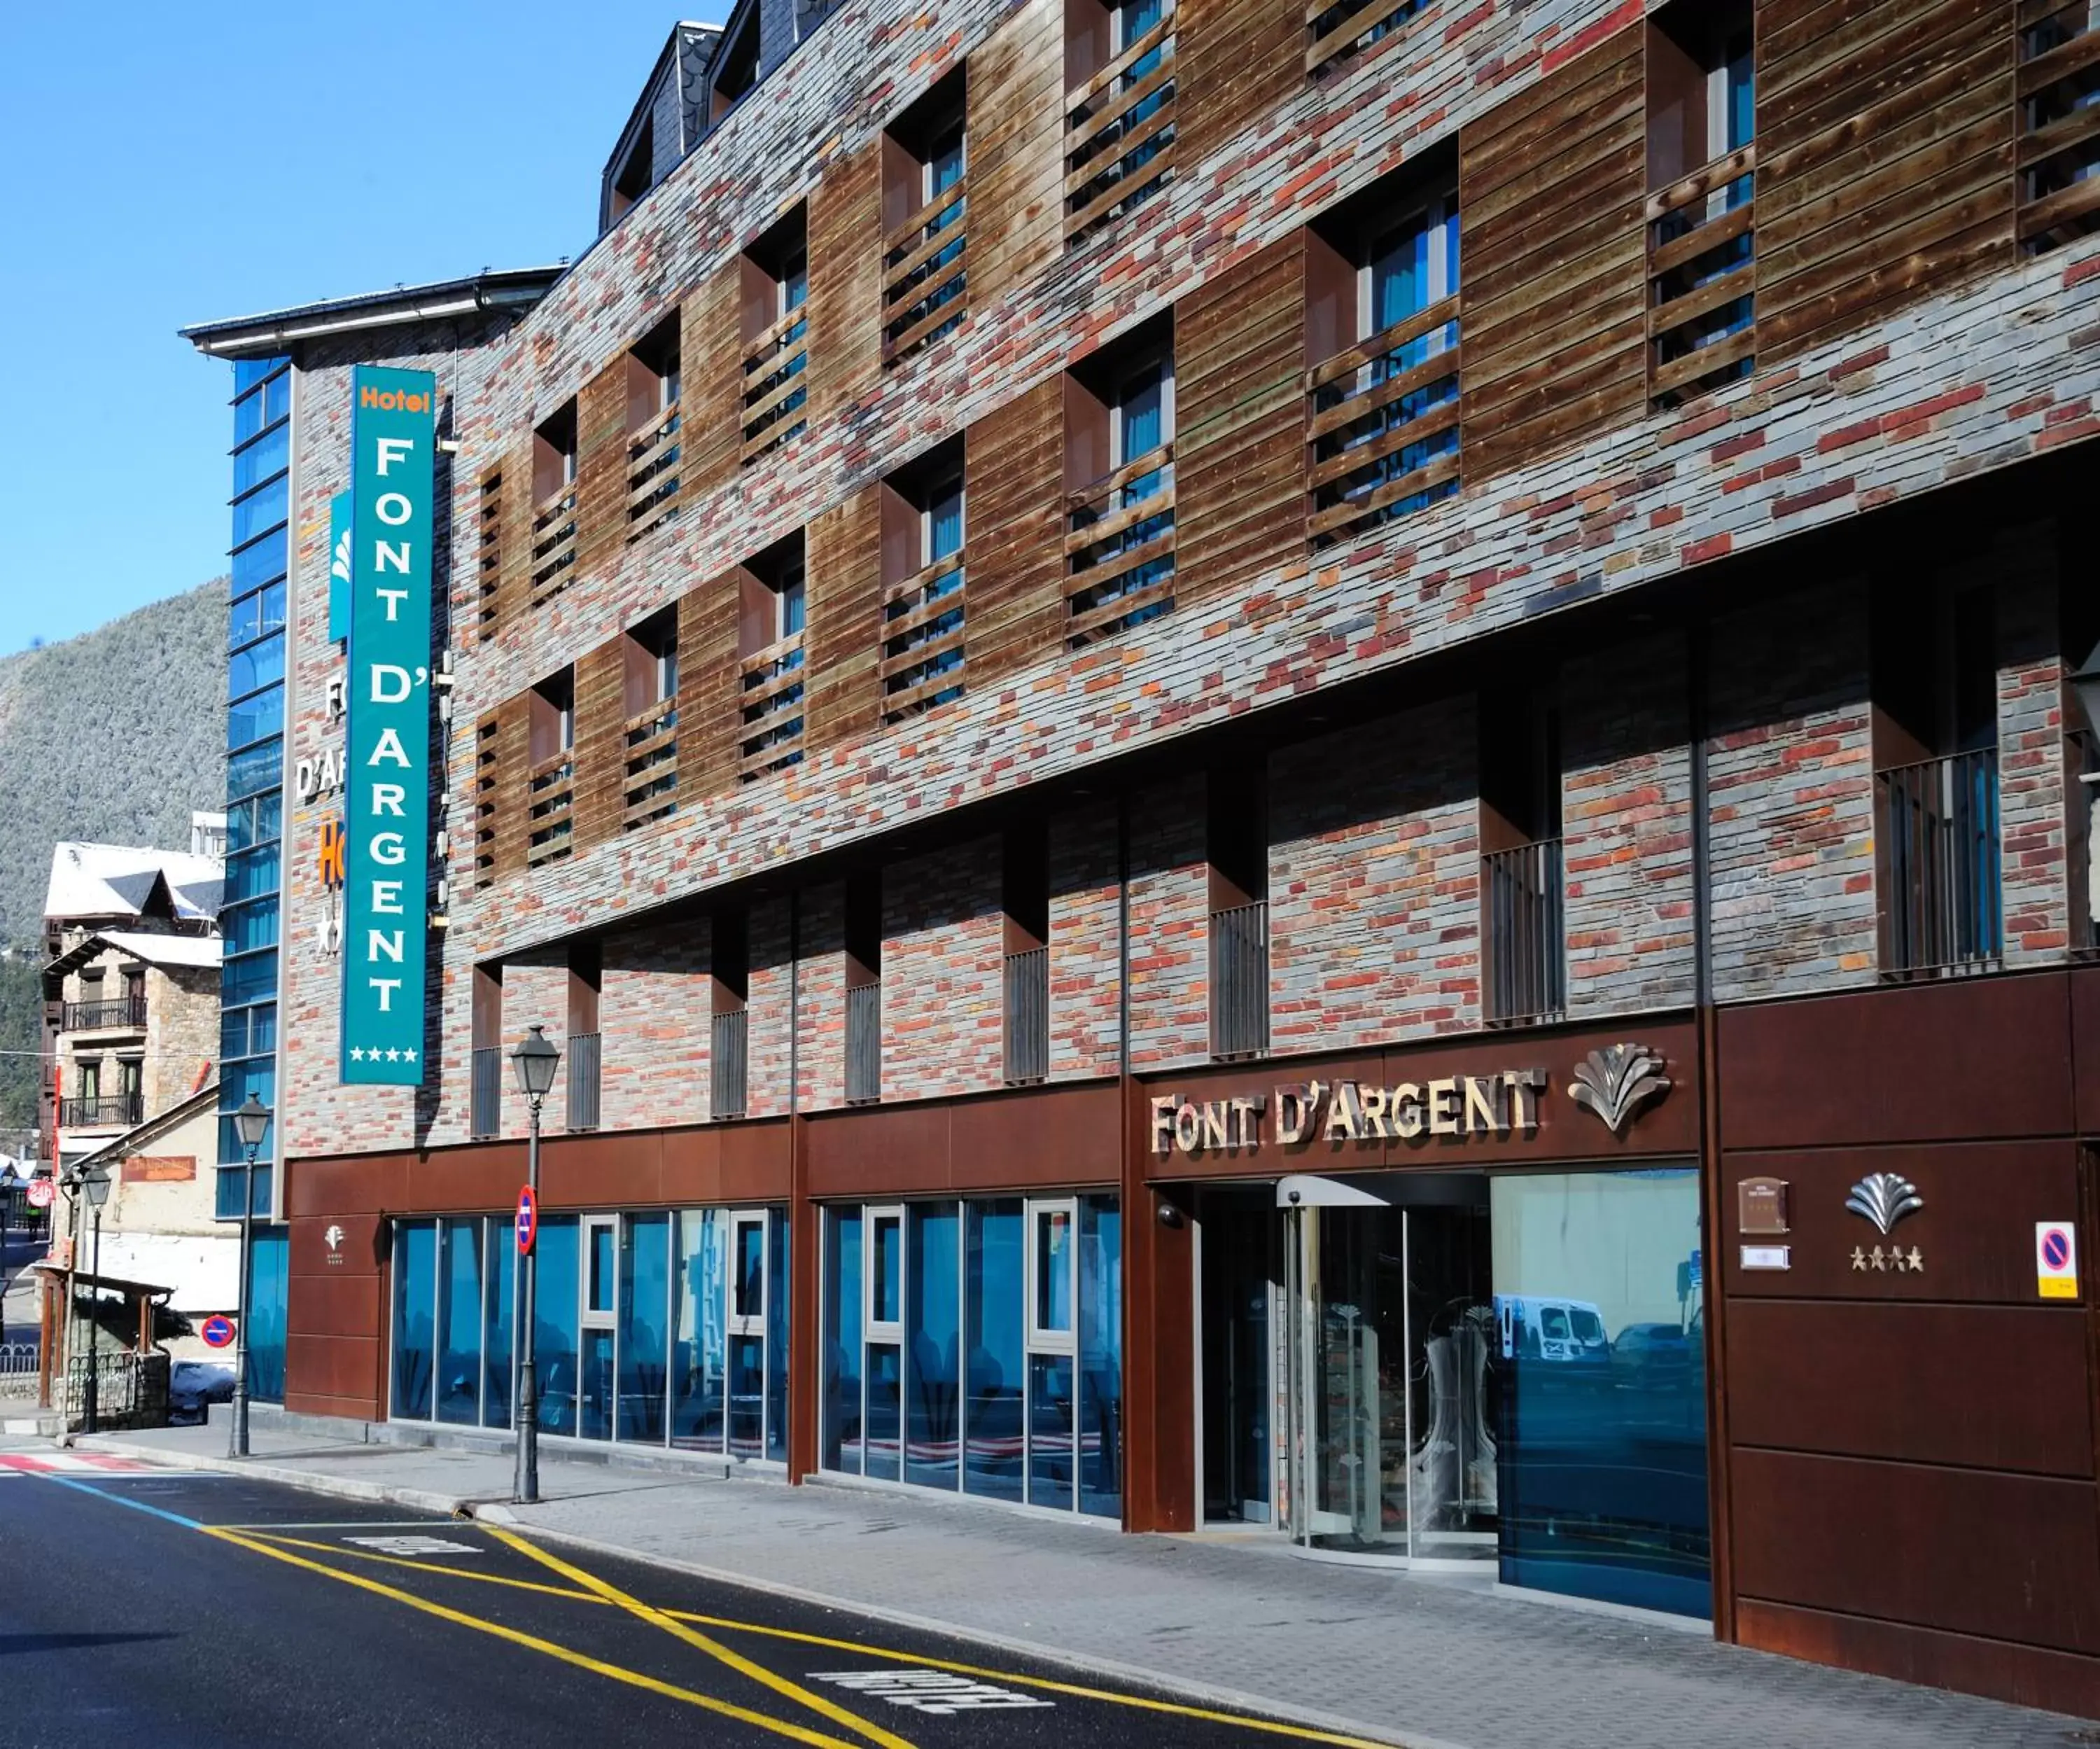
[883,179,968,367]
[529,482,579,607]
[472,716,501,891]
[525,752,575,867]
[1646,144,1757,405]
[626,405,682,542]
[741,305,809,466]
[1064,443,1175,648]
[622,697,680,831]
[475,468,505,638]
[737,632,806,781]
[1305,0,1429,77]
[1306,295,1462,545]
[880,554,966,723]
[1064,11,1176,249]
[2019,0,2100,251]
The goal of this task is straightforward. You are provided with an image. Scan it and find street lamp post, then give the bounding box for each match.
[228,1094,271,1460]
[509,1026,560,1505]
[80,1164,111,1436]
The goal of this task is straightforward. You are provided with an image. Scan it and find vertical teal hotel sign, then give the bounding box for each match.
[340,365,436,1085]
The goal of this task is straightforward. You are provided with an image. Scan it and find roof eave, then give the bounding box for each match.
[180,267,568,358]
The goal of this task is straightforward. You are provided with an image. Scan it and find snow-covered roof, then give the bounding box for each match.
[95,931,223,970]
[43,842,223,926]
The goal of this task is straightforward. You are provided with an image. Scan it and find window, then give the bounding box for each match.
[580,1215,617,1440]
[77,1059,101,1101]
[1028,1199,1077,1346]
[1065,318,1176,646]
[1063,0,1177,246]
[737,532,808,780]
[626,316,685,541]
[881,439,967,721]
[882,69,969,365]
[741,207,811,463]
[531,401,580,605]
[118,1057,143,1099]
[606,113,654,228]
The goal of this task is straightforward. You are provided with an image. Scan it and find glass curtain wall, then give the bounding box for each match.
[390,1207,785,1457]
[823,1194,1122,1518]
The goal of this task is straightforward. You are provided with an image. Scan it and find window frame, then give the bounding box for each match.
[1026,1196,1079,1354]
[729,1208,769,1337]
[865,1204,905,1342]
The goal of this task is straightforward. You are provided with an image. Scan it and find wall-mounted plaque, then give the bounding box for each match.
[1738,1176,1789,1236]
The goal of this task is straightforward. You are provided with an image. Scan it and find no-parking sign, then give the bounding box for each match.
[515,1185,538,1257]
[25,1178,53,1209]
[201,1315,236,1349]
[2036,1222,2078,1299]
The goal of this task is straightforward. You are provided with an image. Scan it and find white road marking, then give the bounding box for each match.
[813,1670,1056,1715]
[343,1534,481,1556]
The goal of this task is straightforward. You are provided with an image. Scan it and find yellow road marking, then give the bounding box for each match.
[489,1526,916,1749]
[218,1523,1394,1748]
[200,1526,864,1748]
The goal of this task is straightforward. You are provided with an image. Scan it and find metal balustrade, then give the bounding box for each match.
[567,1032,601,1132]
[711,1010,748,1120]
[1646,145,1757,405]
[1307,295,1461,545]
[470,1046,502,1140]
[1482,839,1566,1027]
[59,1094,143,1129]
[1209,901,1269,1060]
[846,982,881,1104]
[1879,749,2001,980]
[62,994,147,1032]
[1004,947,1049,1085]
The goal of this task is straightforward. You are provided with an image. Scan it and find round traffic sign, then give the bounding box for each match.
[201,1315,235,1349]
[2045,1229,2072,1271]
[515,1185,538,1257]
[25,1178,54,1209]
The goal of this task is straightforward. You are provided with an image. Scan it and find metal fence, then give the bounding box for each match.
[470,1046,502,1139]
[1209,901,1269,1060]
[1879,749,2001,979]
[61,1351,169,1429]
[711,1010,748,1120]
[1004,948,1049,1085]
[0,1342,40,1400]
[846,982,882,1105]
[566,1032,601,1131]
[1483,838,1566,1026]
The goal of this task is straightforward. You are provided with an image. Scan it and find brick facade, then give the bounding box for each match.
[880,838,1004,1101]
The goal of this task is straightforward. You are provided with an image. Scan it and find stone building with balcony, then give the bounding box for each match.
[186,0,2100,1717]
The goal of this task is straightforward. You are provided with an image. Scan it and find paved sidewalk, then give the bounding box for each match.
[80,1420,2086,1749]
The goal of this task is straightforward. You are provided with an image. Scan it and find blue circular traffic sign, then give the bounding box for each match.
[516,1185,538,1257]
[201,1315,235,1349]
[2045,1229,2071,1271]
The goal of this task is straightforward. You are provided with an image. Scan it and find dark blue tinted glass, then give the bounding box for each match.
[227,683,282,751]
[618,1213,670,1443]
[1079,1195,1123,1518]
[246,1227,288,1401]
[231,473,288,549]
[232,421,290,498]
[438,1218,484,1425]
[906,1203,960,1490]
[224,840,281,903]
[965,1199,1023,1501]
[228,632,284,701]
[766,1208,789,1462]
[535,1217,580,1435]
[230,529,288,594]
[483,1232,514,1429]
[823,1209,863,1472]
[672,1209,725,1452]
[393,1220,437,1419]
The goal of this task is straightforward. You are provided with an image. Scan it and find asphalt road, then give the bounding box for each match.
[0,1442,1378,1749]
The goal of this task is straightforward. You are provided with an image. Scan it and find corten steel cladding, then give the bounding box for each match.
[341,366,437,1085]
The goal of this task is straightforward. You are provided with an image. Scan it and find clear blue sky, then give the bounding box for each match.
[0,2,723,657]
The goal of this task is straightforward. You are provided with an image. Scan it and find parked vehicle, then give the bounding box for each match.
[168,1360,235,1426]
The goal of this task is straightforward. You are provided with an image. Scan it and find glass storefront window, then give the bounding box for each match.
[1028,1354,1074,1509]
[1079,1195,1124,1519]
[618,1214,670,1443]
[580,1212,617,1441]
[906,1203,960,1491]
[823,1208,864,1471]
[673,1209,727,1451]
[871,1211,902,1326]
[246,1228,289,1403]
[536,1217,580,1435]
[766,1212,790,1463]
[1032,1204,1074,1339]
[393,1221,437,1420]
[965,1200,1023,1503]
[484,1234,514,1429]
[438,1218,483,1426]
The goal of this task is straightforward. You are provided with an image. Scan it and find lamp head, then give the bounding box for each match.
[83,1165,112,1210]
[510,1024,561,1101]
[233,1092,272,1153]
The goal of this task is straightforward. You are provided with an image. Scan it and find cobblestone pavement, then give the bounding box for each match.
[88,1421,2093,1749]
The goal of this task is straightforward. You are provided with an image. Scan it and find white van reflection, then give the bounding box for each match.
[1495,1295,1610,1368]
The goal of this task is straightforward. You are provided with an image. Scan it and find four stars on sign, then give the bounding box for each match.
[346,1047,419,1064]
[1851,1243,1924,1273]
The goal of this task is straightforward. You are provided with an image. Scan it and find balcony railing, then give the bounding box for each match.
[738,634,806,782]
[1483,839,1566,1028]
[741,304,809,465]
[2019,3,2100,253]
[2073,727,2098,959]
[1879,749,2001,981]
[477,468,505,637]
[623,697,680,830]
[62,994,147,1033]
[59,1094,143,1130]
[846,981,881,1105]
[883,178,967,366]
[472,715,502,891]
[1004,947,1049,1085]
[470,1046,502,1140]
[881,554,966,723]
[1647,145,1756,405]
[626,404,683,541]
[1210,901,1268,1060]
[1307,295,1461,546]
[526,753,575,867]
[530,482,579,607]
[1306,0,1430,76]
[1064,7,1176,249]
[566,1032,601,1132]
[711,1009,748,1120]
[1065,441,1175,648]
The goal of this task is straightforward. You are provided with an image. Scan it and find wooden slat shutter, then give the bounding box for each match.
[1175,232,1308,604]
[679,567,745,801]
[964,377,1065,685]
[808,146,884,424]
[1755,0,2015,363]
[969,0,1066,305]
[1459,24,1647,481]
[805,487,885,752]
[680,265,743,498]
[1177,0,1298,167]
[570,634,628,851]
[575,358,631,574]
[475,695,531,889]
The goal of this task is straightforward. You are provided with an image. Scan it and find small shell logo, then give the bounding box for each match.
[1844,1173,1923,1236]
[332,527,351,584]
[324,1224,345,1254]
[1567,1044,1671,1135]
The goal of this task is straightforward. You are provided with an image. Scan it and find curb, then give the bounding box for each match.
[67,1436,1455,1749]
